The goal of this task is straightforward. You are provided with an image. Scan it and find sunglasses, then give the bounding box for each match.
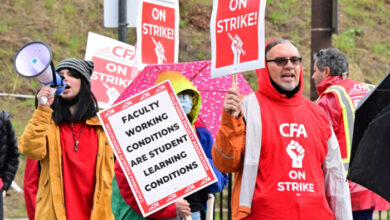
[266,56,302,66]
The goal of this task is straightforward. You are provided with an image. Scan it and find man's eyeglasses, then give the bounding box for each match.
[266,57,302,66]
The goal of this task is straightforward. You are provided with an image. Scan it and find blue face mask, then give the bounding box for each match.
[178,93,193,115]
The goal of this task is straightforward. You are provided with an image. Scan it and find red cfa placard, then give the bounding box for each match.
[139,0,178,64]
[91,56,137,107]
[216,0,260,68]
[98,81,216,217]
[210,0,266,78]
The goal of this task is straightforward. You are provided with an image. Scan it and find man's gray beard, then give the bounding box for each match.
[280,82,297,91]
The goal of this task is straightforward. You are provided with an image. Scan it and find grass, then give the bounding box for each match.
[187,0,212,7]
[44,0,54,10]
[373,42,390,55]
[267,0,299,25]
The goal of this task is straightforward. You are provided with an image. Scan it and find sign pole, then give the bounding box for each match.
[118,0,127,42]
[232,73,237,90]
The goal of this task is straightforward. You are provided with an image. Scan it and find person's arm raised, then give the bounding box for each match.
[212,88,246,173]
[223,88,242,118]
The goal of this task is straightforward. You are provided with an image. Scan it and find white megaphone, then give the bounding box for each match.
[14,41,65,105]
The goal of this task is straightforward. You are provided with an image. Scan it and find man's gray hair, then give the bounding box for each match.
[265,39,299,58]
[314,48,349,77]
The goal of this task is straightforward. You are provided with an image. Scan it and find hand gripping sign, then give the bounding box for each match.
[85,32,139,109]
[137,0,179,65]
[210,0,267,78]
[98,81,217,217]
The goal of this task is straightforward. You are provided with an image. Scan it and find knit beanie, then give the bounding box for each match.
[55,58,94,85]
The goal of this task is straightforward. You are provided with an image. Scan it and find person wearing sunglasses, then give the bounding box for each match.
[313,48,384,220]
[212,39,352,220]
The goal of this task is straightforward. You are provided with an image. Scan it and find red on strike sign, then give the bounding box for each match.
[210,0,266,78]
[91,56,136,106]
[138,0,179,65]
[85,32,138,109]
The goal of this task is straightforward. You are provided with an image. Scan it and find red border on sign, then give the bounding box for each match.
[99,81,216,216]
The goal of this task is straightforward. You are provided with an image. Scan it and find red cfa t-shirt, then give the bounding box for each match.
[60,121,98,220]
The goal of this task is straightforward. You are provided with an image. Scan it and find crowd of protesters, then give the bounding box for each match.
[0,38,386,220]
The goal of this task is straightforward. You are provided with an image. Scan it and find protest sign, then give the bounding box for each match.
[98,81,217,217]
[85,32,139,109]
[137,0,179,65]
[210,0,266,78]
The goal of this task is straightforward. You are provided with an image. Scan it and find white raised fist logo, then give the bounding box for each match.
[228,33,246,66]
[286,140,305,168]
[103,83,120,105]
[152,37,167,64]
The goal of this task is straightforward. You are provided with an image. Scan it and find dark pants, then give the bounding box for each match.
[352,208,374,220]
[0,190,3,220]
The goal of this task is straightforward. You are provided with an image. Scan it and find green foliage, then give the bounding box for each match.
[192,33,203,46]
[376,0,386,9]
[44,0,54,10]
[267,0,299,25]
[373,42,390,55]
[22,97,35,108]
[243,70,258,91]
[333,28,364,51]
[268,10,289,25]
[197,50,205,60]
[0,23,8,33]
[179,19,188,28]
[53,30,67,44]
[30,80,40,90]
[187,0,212,6]
[69,36,81,53]
[64,3,75,16]
[14,0,25,8]
[344,4,364,18]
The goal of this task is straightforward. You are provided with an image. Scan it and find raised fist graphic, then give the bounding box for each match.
[286,140,305,168]
[228,33,246,66]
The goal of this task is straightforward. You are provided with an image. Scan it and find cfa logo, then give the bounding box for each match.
[279,123,307,138]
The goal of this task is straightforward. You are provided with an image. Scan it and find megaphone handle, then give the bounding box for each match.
[39,87,57,105]
[40,96,48,105]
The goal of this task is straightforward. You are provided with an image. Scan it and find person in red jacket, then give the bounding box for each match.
[212,39,352,220]
[23,158,39,220]
[313,47,388,220]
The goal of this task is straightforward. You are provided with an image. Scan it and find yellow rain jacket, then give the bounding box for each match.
[18,106,114,220]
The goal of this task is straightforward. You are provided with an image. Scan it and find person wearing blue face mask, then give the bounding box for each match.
[177,92,193,115]
[112,71,228,220]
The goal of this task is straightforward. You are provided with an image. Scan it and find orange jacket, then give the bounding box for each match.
[212,110,247,219]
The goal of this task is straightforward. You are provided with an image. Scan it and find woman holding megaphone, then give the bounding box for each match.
[18,58,115,220]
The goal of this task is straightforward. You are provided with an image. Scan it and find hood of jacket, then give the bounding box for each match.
[316,75,344,95]
[256,39,304,105]
[155,71,201,125]
[0,110,11,121]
